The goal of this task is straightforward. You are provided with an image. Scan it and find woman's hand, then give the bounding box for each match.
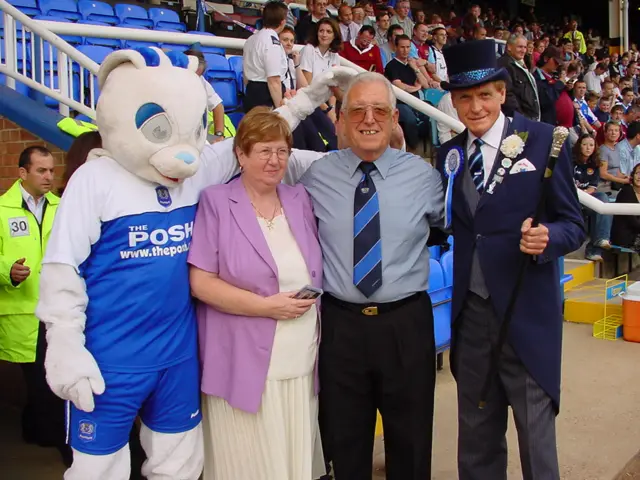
[265,292,316,320]
[327,108,337,124]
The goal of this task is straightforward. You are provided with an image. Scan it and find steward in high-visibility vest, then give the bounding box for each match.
[208,111,237,141]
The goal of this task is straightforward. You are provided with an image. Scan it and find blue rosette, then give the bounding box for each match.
[443,146,464,229]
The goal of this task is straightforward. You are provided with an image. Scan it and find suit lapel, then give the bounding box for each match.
[450,131,473,225]
[228,179,278,276]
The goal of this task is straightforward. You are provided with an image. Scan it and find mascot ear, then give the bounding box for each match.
[98,47,196,89]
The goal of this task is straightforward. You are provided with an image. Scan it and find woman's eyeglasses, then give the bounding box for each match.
[255,147,290,161]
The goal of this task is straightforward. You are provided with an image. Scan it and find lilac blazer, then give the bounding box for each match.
[187,177,323,414]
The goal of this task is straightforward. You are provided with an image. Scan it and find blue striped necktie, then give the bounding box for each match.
[353,162,382,297]
[469,138,485,194]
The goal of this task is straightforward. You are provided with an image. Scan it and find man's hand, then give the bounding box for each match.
[10,258,30,285]
[520,218,550,255]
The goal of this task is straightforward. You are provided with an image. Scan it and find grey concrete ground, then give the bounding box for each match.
[1,322,639,479]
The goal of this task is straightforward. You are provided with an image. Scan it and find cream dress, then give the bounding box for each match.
[202,212,326,480]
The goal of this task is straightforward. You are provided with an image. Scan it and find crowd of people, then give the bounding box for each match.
[2,1,640,480]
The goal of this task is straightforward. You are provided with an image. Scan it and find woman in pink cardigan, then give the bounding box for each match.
[187,107,325,479]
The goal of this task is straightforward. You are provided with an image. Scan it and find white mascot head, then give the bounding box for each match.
[96,47,207,188]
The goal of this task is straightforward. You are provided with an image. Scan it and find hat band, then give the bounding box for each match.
[448,68,497,85]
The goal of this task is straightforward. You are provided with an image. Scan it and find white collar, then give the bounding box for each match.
[314,46,332,58]
[350,39,374,54]
[467,112,506,151]
[19,183,44,205]
[393,57,409,65]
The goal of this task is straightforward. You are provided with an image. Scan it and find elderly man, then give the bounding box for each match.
[437,40,585,480]
[300,72,444,479]
[498,34,540,121]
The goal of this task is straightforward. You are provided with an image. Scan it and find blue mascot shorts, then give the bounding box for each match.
[67,355,201,455]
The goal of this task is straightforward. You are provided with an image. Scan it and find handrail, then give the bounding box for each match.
[2,4,640,217]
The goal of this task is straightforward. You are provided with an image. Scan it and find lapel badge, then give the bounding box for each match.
[497,167,506,176]
[486,181,497,194]
[501,158,513,169]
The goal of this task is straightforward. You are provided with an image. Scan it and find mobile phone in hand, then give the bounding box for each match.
[292,285,324,300]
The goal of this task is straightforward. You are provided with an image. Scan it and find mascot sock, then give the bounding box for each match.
[64,444,131,480]
[140,422,204,480]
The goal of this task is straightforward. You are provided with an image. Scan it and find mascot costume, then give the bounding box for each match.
[35,46,353,479]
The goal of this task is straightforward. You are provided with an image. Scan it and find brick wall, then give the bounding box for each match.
[0,116,66,194]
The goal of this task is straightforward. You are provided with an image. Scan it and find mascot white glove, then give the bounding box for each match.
[36,263,105,413]
[277,66,358,128]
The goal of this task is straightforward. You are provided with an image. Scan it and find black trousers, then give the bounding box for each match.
[319,292,436,480]
[20,322,67,449]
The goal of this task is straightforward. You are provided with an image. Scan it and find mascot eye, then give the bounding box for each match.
[140,114,173,144]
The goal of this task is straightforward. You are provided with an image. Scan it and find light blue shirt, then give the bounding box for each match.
[300,147,444,303]
[616,139,640,175]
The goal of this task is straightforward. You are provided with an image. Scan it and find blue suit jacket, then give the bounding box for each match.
[437,113,586,408]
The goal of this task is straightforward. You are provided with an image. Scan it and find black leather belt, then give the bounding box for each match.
[324,293,422,316]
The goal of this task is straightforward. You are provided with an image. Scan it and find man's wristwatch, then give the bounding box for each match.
[214,131,224,137]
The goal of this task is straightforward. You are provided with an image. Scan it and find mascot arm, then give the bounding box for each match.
[198,67,357,187]
[36,163,106,412]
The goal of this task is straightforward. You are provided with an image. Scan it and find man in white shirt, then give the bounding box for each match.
[390,0,414,36]
[436,91,460,144]
[584,62,607,94]
[337,4,360,42]
[243,1,289,112]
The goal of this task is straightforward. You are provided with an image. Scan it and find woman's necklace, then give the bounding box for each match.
[251,198,281,231]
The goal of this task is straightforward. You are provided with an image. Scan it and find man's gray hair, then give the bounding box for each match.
[342,72,397,110]
[507,33,527,45]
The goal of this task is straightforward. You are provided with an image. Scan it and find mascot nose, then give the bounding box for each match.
[175,151,196,165]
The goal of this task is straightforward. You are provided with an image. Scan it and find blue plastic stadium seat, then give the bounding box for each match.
[440,250,453,287]
[210,79,239,112]
[79,20,121,48]
[161,44,188,52]
[427,259,452,352]
[228,56,243,90]
[227,112,244,129]
[74,45,114,103]
[7,0,40,17]
[186,31,225,55]
[149,7,186,32]
[204,53,232,75]
[429,245,441,261]
[34,16,83,45]
[39,0,81,21]
[115,4,153,28]
[78,0,119,25]
[427,258,445,293]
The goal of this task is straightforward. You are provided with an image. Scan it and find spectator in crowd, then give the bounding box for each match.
[189,108,325,480]
[184,47,226,143]
[573,79,601,133]
[473,24,487,40]
[611,163,640,251]
[602,79,616,100]
[621,103,640,130]
[373,9,390,46]
[619,87,635,113]
[243,1,289,113]
[585,92,600,119]
[351,4,366,27]
[281,25,339,152]
[296,0,330,44]
[411,22,430,60]
[573,134,613,260]
[414,9,426,24]
[561,38,574,62]
[428,25,449,82]
[584,62,607,94]
[582,43,597,69]
[599,121,629,191]
[340,25,384,73]
[617,120,640,175]
[610,52,621,77]
[337,4,359,42]
[526,22,542,41]
[564,19,586,54]
[276,0,297,29]
[533,45,566,125]
[300,71,444,480]
[0,146,70,466]
[380,24,404,65]
[300,19,341,123]
[384,34,431,152]
[594,96,612,124]
[498,34,541,120]
[362,2,376,24]
[390,0,413,35]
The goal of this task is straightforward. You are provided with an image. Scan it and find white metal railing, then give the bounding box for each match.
[0,1,638,217]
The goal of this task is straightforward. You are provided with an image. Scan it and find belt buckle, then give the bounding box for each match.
[362,306,378,316]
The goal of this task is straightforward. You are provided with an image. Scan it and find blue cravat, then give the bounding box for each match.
[469,138,485,194]
[353,162,382,297]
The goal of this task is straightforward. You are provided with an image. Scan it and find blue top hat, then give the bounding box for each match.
[441,39,509,91]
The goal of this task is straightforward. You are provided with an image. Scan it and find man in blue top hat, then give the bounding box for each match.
[436,39,585,480]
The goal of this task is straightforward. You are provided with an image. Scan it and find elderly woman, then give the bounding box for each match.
[188,107,325,480]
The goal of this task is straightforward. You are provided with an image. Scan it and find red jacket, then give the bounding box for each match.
[340,41,384,74]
